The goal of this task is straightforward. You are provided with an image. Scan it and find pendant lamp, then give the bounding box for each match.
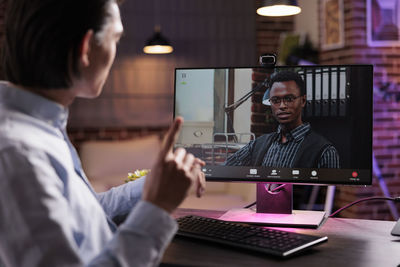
[143,25,173,54]
[257,0,301,17]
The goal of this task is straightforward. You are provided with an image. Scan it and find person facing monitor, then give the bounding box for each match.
[0,0,206,266]
[225,70,340,169]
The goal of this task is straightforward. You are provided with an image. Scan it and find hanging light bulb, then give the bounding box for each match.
[143,25,174,54]
[257,0,301,17]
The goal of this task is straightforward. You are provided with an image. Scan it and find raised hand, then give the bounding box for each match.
[142,117,206,213]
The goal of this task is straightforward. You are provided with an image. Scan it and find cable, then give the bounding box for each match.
[243,196,400,216]
[329,196,400,218]
[242,184,287,209]
[268,184,286,192]
[243,201,256,209]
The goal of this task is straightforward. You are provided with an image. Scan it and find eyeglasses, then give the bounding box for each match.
[269,95,302,106]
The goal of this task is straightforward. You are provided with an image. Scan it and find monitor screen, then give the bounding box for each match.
[174,65,373,186]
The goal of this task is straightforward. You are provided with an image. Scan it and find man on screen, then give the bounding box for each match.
[225,70,340,168]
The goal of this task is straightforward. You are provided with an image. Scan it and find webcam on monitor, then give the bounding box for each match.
[259,53,277,67]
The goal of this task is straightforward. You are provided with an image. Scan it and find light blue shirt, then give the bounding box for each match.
[0,82,177,266]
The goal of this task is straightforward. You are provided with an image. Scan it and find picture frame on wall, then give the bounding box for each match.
[321,0,345,50]
[367,0,400,47]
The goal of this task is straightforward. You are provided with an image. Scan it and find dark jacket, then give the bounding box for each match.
[250,130,332,168]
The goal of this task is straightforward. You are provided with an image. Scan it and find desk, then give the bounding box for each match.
[161,209,400,267]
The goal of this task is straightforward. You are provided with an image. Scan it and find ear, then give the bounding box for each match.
[79,30,94,67]
[301,95,306,107]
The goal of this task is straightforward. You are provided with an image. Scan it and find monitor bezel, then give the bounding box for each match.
[173,64,373,186]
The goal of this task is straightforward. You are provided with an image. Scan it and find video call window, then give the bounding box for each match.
[174,65,373,185]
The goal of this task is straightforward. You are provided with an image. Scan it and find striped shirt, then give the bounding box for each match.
[225,123,340,168]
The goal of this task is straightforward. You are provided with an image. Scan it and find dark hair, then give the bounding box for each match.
[269,70,305,96]
[2,0,117,89]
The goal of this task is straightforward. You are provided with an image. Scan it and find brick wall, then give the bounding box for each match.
[319,0,400,220]
[250,69,277,137]
[256,0,295,57]
[252,0,400,219]
[68,126,166,154]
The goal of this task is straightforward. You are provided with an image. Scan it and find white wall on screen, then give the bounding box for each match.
[233,69,252,143]
[175,69,214,122]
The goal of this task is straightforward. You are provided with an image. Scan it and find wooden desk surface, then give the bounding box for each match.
[161,209,400,267]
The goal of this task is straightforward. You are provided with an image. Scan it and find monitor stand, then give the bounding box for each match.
[218,183,326,229]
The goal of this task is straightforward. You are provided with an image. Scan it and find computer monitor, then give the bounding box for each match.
[174,65,373,228]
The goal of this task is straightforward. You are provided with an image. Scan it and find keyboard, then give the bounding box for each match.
[176,215,328,258]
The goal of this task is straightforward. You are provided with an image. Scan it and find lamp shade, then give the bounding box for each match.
[257,0,301,17]
[143,26,173,54]
[262,89,271,106]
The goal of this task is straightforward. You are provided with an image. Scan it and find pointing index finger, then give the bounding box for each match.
[160,116,183,157]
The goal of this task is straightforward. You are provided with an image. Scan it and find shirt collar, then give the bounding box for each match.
[0,81,69,129]
[276,123,311,142]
